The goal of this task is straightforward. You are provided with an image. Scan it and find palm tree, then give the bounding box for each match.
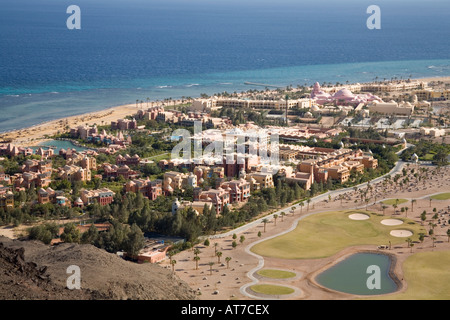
[299,201,304,214]
[194,256,200,270]
[405,238,412,249]
[170,259,177,273]
[208,262,214,275]
[411,199,416,212]
[213,243,218,257]
[382,205,388,215]
[225,257,232,269]
[307,198,311,211]
[405,206,409,218]
[262,218,268,232]
[194,248,201,256]
[291,206,296,216]
[281,212,286,222]
[420,211,427,225]
[216,251,222,263]
[273,214,278,226]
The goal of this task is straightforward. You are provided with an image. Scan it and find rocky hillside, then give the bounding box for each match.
[0,236,197,300]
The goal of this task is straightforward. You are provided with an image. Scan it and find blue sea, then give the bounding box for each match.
[1,0,450,133]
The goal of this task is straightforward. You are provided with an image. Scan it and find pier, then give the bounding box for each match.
[244,82,283,88]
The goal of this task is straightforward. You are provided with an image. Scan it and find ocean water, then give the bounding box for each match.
[1,0,450,132]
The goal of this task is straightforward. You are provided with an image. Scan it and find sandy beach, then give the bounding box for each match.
[0,99,186,148]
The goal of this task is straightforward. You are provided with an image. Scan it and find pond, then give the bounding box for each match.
[316,252,398,295]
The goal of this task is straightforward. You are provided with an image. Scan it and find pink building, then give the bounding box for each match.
[311,82,381,106]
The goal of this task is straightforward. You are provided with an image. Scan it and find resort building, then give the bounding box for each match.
[0,144,34,158]
[194,187,230,215]
[80,188,115,206]
[0,191,14,209]
[219,178,251,203]
[360,80,426,93]
[367,101,415,116]
[246,172,274,189]
[192,97,313,111]
[420,127,446,137]
[172,198,214,216]
[163,171,198,193]
[111,118,137,131]
[124,179,163,200]
[103,164,139,180]
[311,82,381,106]
[285,171,314,190]
[296,148,377,184]
[13,171,52,189]
[58,165,91,182]
[414,89,450,101]
[21,159,52,174]
[70,125,98,140]
[116,154,140,166]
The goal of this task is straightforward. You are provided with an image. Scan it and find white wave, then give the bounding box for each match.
[185,84,200,87]
[157,85,172,89]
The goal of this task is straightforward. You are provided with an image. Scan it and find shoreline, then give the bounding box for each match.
[0,99,184,148]
[1,76,449,148]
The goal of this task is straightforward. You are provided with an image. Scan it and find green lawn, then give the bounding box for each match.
[381,199,408,206]
[430,193,450,201]
[250,284,295,295]
[367,250,450,300]
[256,269,296,279]
[421,153,435,161]
[251,210,426,259]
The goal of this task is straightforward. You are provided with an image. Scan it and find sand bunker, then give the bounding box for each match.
[390,230,413,237]
[348,213,370,220]
[381,219,404,226]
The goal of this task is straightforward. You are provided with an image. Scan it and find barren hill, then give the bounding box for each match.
[0,236,197,300]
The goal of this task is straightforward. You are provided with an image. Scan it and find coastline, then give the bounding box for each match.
[0,99,183,148]
[1,75,449,148]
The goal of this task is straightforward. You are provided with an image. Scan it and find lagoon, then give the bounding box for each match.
[31,139,89,153]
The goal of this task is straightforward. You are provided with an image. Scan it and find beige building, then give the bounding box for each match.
[246,172,274,189]
[361,80,426,93]
[414,89,450,101]
[368,101,414,116]
[58,165,91,182]
[193,97,313,110]
[420,127,446,137]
